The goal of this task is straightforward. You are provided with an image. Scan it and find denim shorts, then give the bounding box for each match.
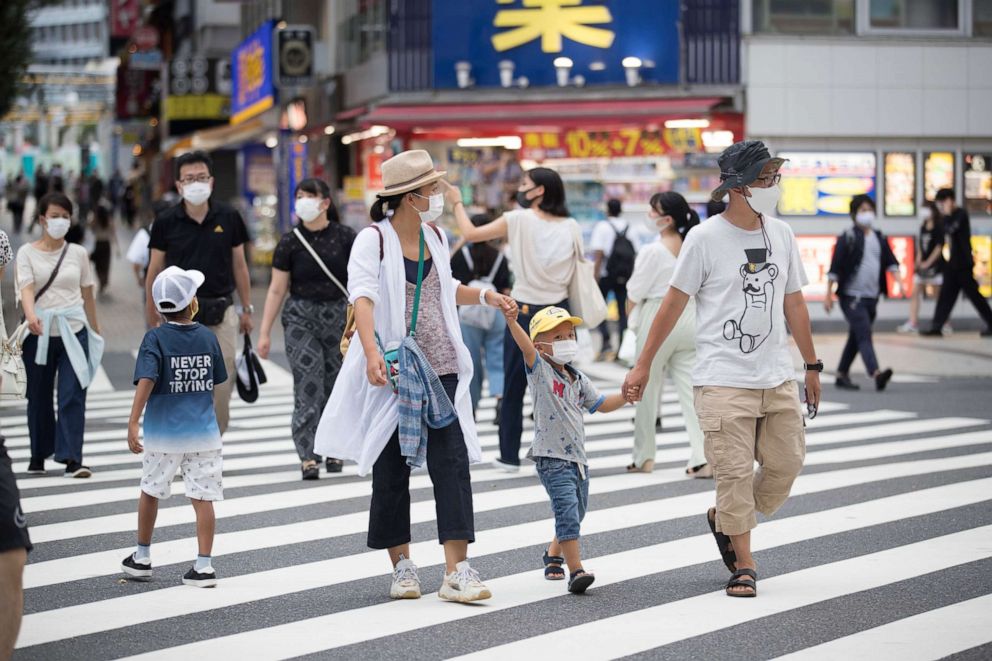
[535,457,589,542]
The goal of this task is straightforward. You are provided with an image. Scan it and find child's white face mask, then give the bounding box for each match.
[540,339,579,365]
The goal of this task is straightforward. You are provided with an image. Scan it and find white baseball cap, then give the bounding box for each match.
[152,266,205,313]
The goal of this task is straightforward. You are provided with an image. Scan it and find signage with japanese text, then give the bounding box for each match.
[520,127,703,160]
[278,136,308,233]
[777,152,876,217]
[974,235,992,298]
[924,152,954,202]
[964,153,992,216]
[110,0,141,38]
[884,152,916,217]
[797,234,914,300]
[432,0,680,89]
[164,57,231,121]
[232,21,276,125]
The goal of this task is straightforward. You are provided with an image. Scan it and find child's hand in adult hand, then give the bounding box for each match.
[366,351,388,387]
[127,422,143,454]
[501,299,519,323]
[492,293,517,316]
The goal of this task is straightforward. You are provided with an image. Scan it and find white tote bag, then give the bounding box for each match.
[0,300,28,400]
[567,226,607,328]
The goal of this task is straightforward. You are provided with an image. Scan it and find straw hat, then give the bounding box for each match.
[377,150,447,198]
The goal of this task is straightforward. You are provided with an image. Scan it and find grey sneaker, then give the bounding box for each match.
[438,560,492,603]
[390,555,421,599]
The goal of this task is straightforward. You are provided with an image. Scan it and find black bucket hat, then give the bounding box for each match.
[711,140,787,202]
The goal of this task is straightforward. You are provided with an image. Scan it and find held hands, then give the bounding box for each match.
[365,349,389,387]
[487,291,517,318]
[622,363,649,403]
[127,421,143,454]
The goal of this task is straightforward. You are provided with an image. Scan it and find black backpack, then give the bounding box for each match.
[605,225,636,283]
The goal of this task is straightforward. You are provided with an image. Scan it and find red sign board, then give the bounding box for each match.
[116,63,159,120]
[521,127,704,160]
[134,26,159,51]
[110,0,141,39]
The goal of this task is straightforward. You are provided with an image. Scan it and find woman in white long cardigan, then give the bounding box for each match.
[625,192,708,477]
[315,150,515,603]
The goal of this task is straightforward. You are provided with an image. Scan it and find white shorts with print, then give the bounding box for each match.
[140,450,223,501]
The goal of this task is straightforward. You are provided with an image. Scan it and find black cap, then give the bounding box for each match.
[711,140,787,202]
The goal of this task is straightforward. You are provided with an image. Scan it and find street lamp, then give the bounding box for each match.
[622,57,643,87]
[554,57,573,87]
[455,61,473,89]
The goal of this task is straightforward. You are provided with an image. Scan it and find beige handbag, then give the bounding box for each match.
[567,226,608,328]
[0,301,28,400]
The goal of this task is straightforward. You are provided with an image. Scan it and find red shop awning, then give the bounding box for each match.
[361,97,728,131]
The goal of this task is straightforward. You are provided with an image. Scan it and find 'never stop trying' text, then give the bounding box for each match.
[169,354,215,393]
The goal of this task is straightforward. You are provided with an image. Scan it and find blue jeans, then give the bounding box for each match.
[460,312,505,412]
[22,329,89,464]
[838,295,879,376]
[500,299,567,465]
[536,457,589,542]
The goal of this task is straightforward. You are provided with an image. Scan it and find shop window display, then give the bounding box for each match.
[884,152,916,217]
[752,0,854,34]
[964,153,992,217]
[976,0,992,36]
[869,0,959,30]
[924,152,955,203]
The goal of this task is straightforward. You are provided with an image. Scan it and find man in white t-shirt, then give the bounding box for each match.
[590,199,636,359]
[622,140,821,599]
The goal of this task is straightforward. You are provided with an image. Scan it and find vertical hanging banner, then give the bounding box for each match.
[110,0,141,38]
[278,134,308,233]
[231,21,277,125]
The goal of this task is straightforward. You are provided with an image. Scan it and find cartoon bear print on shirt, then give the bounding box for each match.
[723,248,778,353]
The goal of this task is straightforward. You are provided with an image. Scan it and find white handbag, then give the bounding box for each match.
[0,301,28,400]
[567,226,608,328]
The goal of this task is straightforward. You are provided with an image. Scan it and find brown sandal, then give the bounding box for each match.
[686,463,713,479]
[626,460,654,473]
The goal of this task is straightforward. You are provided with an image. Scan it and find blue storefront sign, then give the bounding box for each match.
[277,133,308,233]
[432,0,680,89]
[231,20,276,125]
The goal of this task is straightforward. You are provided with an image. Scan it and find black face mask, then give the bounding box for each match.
[516,187,537,209]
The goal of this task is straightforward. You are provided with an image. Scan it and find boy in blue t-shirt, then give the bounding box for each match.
[120,266,228,588]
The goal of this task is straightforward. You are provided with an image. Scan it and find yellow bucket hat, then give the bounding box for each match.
[529,306,583,340]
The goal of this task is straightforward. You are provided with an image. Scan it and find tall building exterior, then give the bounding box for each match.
[742,0,992,300]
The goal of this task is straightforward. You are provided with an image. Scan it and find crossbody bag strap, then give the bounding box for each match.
[484,251,504,283]
[293,227,349,298]
[409,229,425,336]
[34,243,70,303]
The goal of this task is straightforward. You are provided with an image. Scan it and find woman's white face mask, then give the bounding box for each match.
[44,216,71,240]
[295,197,324,223]
[411,192,444,223]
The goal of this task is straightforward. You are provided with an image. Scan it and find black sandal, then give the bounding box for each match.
[706,508,737,573]
[725,568,757,597]
[325,458,344,474]
[542,549,566,580]
[568,569,595,594]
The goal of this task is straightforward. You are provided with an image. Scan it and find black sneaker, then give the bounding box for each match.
[325,458,343,473]
[875,368,894,392]
[301,461,320,481]
[27,458,45,475]
[835,375,860,390]
[64,462,92,478]
[121,553,153,580]
[919,328,943,337]
[182,566,218,588]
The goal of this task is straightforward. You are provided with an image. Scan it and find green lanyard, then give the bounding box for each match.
[409,228,425,337]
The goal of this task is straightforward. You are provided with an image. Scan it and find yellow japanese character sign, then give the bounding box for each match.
[492,0,615,53]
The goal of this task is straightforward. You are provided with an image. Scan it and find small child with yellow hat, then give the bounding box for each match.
[502,304,628,594]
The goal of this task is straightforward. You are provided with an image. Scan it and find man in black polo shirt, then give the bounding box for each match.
[145,151,254,433]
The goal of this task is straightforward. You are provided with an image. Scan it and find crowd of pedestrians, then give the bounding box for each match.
[4,137,992,656]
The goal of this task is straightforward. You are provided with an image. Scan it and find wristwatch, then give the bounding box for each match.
[804,360,824,372]
[237,304,255,315]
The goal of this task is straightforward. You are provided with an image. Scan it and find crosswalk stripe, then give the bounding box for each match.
[449,526,992,661]
[20,425,992,516]
[17,456,991,641]
[92,497,992,658]
[769,594,992,661]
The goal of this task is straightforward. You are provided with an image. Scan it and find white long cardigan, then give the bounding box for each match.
[313,220,480,475]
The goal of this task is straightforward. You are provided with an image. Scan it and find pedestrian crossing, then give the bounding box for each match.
[6,363,992,659]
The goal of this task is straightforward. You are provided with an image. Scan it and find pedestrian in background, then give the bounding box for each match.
[446,167,583,471]
[6,174,28,234]
[450,212,512,419]
[624,140,820,598]
[89,203,119,297]
[625,192,707,476]
[922,188,992,337]
[825,194,898,391]
[257,178,355,480]
[17,192,104,478]
[898,202,945,334]
[145,151,254,435]
[315,150,515,603]
[590,198,636,361]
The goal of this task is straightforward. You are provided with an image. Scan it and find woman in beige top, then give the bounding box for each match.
[445,167,583,471]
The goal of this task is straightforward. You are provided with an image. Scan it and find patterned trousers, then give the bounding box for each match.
[282,297,348,462]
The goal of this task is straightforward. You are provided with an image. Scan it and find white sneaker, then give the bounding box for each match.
[390,556,421,599]
[493,459,520,473]
[942,324,954,336]
[438,560,492,603]
[896,322,917,334]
